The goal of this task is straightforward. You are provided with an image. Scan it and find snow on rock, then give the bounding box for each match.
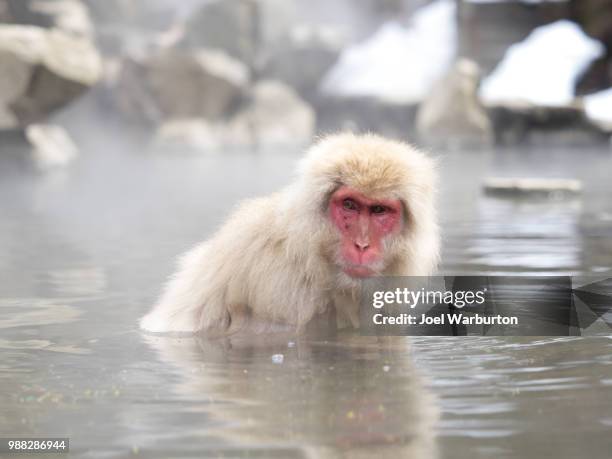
[228,80,315,146]
[480,20,605,108]
[484,177,582,196]
[29,0,94,38]
[153,119,224,151]
[263,25,345,101]
[153,81,315,151]
[114,48,249,124]
[583,88,612,132]
[466,1,567,3]
[26,124,79,169]
[0,25,102,128]
[320,0,456,104]
[416,59,493,148]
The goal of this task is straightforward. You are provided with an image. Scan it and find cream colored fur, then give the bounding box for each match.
[140,132,439,333]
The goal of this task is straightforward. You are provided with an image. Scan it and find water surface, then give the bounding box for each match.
[1,128,611,458]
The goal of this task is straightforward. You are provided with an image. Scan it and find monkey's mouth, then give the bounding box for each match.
[343,264,376,278]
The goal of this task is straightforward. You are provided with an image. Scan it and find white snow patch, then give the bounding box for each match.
[584,88,612,130]
[466,1,566,4]
[26,124,79,169]
[480,20,605,107]
[320,0,456,104]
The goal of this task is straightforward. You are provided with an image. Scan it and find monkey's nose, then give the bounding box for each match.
[354,240,370,252]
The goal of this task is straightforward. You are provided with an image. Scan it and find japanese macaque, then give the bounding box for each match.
[140,132,439,334]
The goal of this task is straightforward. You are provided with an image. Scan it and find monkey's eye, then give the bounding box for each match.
[342,199,358,211]
[371,205,387,214]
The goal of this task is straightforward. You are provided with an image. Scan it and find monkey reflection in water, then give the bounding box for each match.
[141,133,439,334]
[140,333,439,458]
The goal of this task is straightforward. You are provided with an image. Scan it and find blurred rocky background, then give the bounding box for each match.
[1,0,611,167]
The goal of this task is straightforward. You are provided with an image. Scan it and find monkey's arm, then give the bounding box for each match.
[140,196,282,334]
[140,242,231,333]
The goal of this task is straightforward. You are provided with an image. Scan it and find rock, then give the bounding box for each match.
[0,47,31,130]
[263,25,344,101]
[153,119,224,152]
[320,1,457,104]
[255,0,297,51]
[477,20,608,145]
[572,0,612,52]
[147,49,249,120]
[416,59,493,149]
[83,0,188,56]
[0,25,102,129]
[152,81,315,151]
[29,0,93,38]
[575,55,611,97]
[111,57,161,124]
[479,20,604,108]
[292,0,420,43]
[114,48,249,124]
[488,104,608,146]
[0,0,93,38]
[572,0,612,94]
[25,123,78,169]
[229,80,315,147]
[181,0,295,67]
[0,1,10,22]
[0,106,18,129]
[181,0,259,66]
[83,0,166,26]
[458,0,570,75]
[483,177,582,197]
[315,96,418,141]
[583,88,612,132]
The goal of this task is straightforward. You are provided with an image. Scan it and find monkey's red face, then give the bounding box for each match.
[329,186,403,278]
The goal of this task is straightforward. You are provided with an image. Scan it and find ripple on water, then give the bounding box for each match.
[0,339,91,355]
[0,298,82,329]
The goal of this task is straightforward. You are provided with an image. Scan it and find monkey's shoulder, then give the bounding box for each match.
[229,192,283,223]
[212,192,287,246]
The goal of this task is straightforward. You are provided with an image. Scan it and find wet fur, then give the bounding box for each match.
[140,133,439,333]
